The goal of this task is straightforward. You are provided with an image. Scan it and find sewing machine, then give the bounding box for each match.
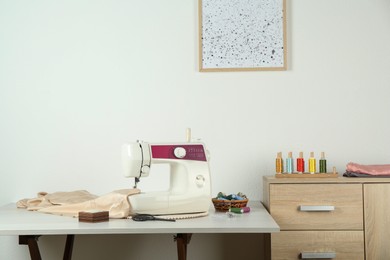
[122,133,211,215]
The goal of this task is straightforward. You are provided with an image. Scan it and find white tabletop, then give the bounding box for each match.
[0,201,279,236]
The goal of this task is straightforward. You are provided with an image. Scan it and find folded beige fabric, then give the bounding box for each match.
[17,190,98,210]
[17,189,140,219]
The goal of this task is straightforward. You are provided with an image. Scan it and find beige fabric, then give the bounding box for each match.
[17,190,98,210]
[17,189,140,219]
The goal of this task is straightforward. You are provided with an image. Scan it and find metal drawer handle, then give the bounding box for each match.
[301,252,336,259]
[299,205,335,212]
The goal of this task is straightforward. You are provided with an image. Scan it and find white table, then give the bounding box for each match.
[0,201,279,260]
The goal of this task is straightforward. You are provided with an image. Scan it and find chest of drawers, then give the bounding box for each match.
[263,176,390,260]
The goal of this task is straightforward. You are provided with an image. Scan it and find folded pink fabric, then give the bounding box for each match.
[346,162,390,176]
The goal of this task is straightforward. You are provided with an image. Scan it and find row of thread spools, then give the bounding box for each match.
[276,151,328,174]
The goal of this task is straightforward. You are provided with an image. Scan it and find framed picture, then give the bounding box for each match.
[199,0,287,72]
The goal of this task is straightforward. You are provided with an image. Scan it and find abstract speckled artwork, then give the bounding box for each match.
[199,0,286,71]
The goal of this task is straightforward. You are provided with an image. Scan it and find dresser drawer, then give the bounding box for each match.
[271,231,364,260]
[269,183,363,230]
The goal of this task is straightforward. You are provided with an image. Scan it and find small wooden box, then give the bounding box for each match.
[78,210,109,223]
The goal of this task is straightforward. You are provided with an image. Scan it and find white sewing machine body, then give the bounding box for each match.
[122,141,211,215]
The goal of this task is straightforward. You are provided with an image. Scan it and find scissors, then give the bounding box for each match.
[132,214,176,222]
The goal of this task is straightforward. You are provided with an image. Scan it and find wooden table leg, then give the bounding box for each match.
[19,235,42,260]
[174,233,192,260]
[19,235,75,260]
[63,235,75,260]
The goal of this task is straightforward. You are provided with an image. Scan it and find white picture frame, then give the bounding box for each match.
[199,0,287,72]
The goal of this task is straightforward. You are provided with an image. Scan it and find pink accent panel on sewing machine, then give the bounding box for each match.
[151,145,207,161]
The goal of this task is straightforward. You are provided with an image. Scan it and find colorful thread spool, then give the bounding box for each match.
[276,152,283,173]
[286,152,294,173]
[229,207,251,214]
[319,152,327,173]
[309,152,316,174]
[296,152,305,173]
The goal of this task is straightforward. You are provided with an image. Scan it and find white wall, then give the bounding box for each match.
[1,0,389,259]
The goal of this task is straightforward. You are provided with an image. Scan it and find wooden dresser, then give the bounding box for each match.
[263,176,390,260]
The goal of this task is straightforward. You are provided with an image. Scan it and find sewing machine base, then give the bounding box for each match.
[128,191,210,215]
